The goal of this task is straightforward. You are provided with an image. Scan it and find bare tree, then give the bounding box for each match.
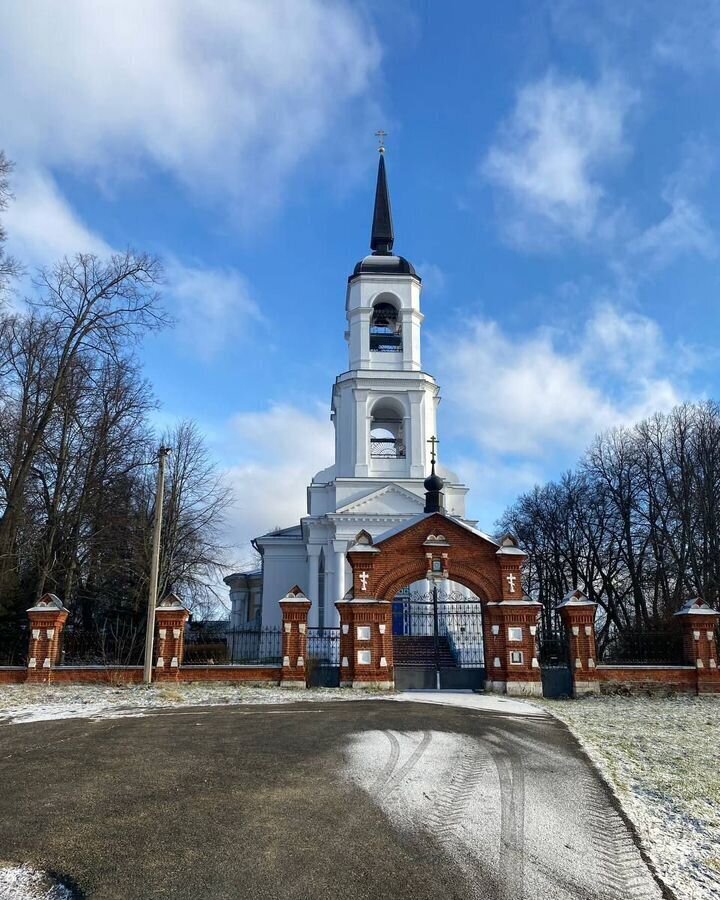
[500,402,720,643]
[0,151,21,298]
[0,253,166,602]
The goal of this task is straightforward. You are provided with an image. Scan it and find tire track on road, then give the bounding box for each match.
[385,730,433,797]
[486,740,525,900]
[374,730,401,792]
[581,774,665,900]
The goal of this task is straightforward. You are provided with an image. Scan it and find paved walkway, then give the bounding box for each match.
[0,697,666,900]
[395,689,547,716]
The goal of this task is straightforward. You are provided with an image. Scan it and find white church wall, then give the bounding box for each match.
[259,545,307,628]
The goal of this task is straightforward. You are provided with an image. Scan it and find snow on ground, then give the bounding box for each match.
[0,865,74,900]
[395,690,547,717]
[0,682,375,725]
[537,695,720,900]
[343,726,662,899]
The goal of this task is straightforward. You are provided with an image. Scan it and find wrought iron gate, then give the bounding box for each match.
[392,586,486,691]
[306,627,340,687]
[537,612,572,698]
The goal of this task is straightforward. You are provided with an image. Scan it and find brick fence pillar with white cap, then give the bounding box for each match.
[154,593,190,680]
[26,593,69,683]
[558,588,600,696]
[335,599,393,689]
[674,598,720,694]
[279,586,311,688]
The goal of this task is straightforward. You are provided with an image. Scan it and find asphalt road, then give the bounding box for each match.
[0,699,668,900]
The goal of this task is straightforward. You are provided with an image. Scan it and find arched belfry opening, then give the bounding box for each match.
[370,298,402,353]
[370,399,406,460]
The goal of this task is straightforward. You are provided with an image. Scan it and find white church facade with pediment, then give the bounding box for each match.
[226,150,474,629]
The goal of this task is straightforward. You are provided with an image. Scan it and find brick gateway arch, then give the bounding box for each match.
[336,513,543,695]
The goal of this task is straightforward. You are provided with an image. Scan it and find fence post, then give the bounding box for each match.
[674,598,720,695]
[335,599,393,690]
[558,589,600,696]
[154,593,190,680]
[280,587,311,688]
[26,594,69,683]
[492,599,543,696]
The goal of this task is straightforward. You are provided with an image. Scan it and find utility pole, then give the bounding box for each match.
[143,446,172,685]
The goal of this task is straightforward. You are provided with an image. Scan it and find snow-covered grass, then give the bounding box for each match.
[0,682,379,725]
[0,865,73,899]
[538,695,720,900]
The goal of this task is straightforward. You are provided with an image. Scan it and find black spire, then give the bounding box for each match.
[370,151,394,256]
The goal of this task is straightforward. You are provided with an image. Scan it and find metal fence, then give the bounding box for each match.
[0,621,27,666]
[60,619,146,666]
[183,624,283,665]
[599,628,685,665]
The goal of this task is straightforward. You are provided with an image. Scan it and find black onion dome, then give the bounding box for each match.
[352,254,418,278]
[424,471,444,493]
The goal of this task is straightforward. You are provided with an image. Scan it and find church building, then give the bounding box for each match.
[226,149,485,631]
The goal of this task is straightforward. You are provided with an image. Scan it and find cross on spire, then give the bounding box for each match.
[375,129,387,153]
[428,435,439,467]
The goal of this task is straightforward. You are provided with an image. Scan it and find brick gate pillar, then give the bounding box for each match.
[486,537,542,696]
[491,600,543,696]
[335,600,393,689]
[26,594,69,682]
[154,593,191,680]
[280,587,311,688]
[558,589,600,696]
[674,598,720,695]
[483,603,507,692]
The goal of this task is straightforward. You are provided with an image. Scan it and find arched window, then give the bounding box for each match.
[370,300,402,352]
[370,400,405,459]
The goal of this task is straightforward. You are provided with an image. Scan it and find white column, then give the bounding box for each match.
[401,308,423,371]
[408,390,425,478]
[307,545,321,627]
[353,389,370,477]
[332,539,347,605]
[230,588,248,629]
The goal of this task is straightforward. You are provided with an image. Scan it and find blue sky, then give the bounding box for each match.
[2,0,720,569]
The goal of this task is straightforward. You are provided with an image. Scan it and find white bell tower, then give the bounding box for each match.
[244,143,471,631]
[332,148,440,482]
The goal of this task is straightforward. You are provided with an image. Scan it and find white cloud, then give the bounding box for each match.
[482,73,635,245]
[4,171,260,357]
[653,3,720,72]
[628,142,717,270]
[432,305,686,458]
[166,261,261,360]
[416,262,447,295]
[5,169,110,265]
[0,0,381,215]
[222,403,334,546]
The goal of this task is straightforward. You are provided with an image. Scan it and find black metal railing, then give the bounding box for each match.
[0,621,26,666]
[370,438,406,459]
[306,627,340,666]
[599,629,685,666]
[60,619,146,666]
[183,624,283,665]
[370,332,402,352]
